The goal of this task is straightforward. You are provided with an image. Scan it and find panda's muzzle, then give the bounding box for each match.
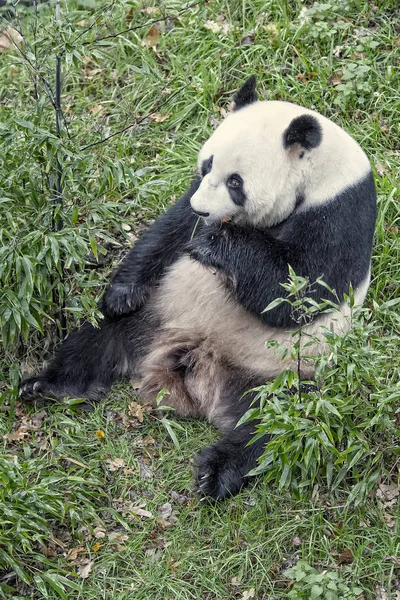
[192,209,210,217]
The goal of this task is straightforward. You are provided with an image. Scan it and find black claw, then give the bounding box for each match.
[18,376,48,401]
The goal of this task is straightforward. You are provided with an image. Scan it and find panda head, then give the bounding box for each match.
[190,77,371,227]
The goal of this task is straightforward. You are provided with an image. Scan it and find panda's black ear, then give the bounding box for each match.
[283,114,322,150]
[232,76,258,111]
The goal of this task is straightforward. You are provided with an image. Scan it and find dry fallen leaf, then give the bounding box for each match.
[128,401,144,422]
[338,548,354,565]
[204,19,230,35]
[241,589,255,600]
[215,106,228,118]
[331,72,343,86]
[296,73,308,83]
[149,112,168,122]
[137,456,153,480]
[78,560,93,579]
[3,409,47,443]
[156,517,173,529]
[40,544,56,558]
[93,527,106,539]
[142,7,159,15]
[264,23,278,36]
[3,429,29,443]
[375,163,385,177]
[142,25,160,48]
[333,45,344,58]
[170,490,190,504]
[90,104,104,116]
[132,435,155,448]
[231,576,241,586]
[291,536,302,546]
[380,121,389,134]
[108,531,129,544]
[131,506,153,519]
[384,555,400,566]
[376,482,399,503]
[106,457,125,471]
[66,546,86,561]
[158,502,172,520]
[382,512,395,529]
[0,25,23,51]
[31,410,46,428]
[375,586,389,600]
[240,34,255,46]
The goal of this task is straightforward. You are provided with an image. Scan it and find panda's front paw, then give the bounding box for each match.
[194,442,246,501]
[19,376,52,402]
[102,282,148,317]
[187,226,229,269]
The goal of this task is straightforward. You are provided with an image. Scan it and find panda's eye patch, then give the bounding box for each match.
[227,174,243,189]
[226,173,246,206]
[201,155,213,177]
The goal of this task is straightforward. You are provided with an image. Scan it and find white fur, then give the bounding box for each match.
[190,101,371,227]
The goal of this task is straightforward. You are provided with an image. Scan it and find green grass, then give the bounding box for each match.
[0,0,399,598]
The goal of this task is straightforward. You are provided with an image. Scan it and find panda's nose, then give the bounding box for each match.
[192,209,210,217]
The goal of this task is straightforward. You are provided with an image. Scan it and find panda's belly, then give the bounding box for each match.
[149,256,371,380]
[150,256,316,378]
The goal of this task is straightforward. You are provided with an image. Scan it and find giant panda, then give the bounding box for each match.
[19,77,377,500]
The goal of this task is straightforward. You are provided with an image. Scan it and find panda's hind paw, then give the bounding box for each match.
[194,443,245,501]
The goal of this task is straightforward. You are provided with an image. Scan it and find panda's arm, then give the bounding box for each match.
[102,178,201,317]
[187,224,299,328]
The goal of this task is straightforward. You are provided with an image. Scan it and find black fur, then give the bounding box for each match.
[19,308,159,402]
[195,374,268,500]
[188,172,377,327]
[101,178,203,317]
[201,156,213,177]
[283,114,322,150]
[232,75,258,111]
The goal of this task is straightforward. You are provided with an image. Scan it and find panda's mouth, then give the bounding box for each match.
[203,216,234,227]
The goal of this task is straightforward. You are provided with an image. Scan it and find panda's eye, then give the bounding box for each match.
[227,174,243,189]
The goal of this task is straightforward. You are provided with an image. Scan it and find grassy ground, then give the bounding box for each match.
[0,0,399,598]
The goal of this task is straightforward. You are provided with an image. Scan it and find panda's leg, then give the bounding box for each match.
[195,378,317,500]
[194,379,269,501]
[19,310,155,403]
